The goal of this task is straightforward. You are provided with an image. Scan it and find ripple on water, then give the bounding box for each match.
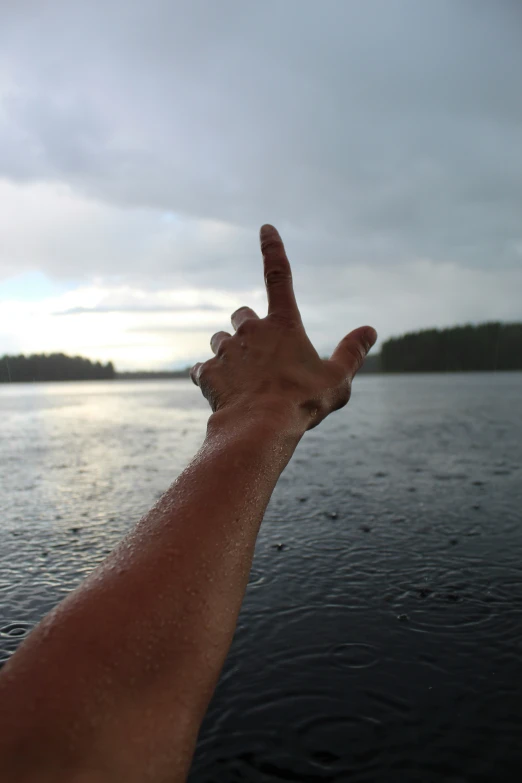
[389,581,495,634]
[4,375,522,781]
[247,567,266,588]
[294,712,385,781]
[0,621,34,666]
[330,642,379,670]
[192,725,350,783]
[0,621,32,638]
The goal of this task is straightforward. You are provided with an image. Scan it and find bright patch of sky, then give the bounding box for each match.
[1,0,521,369]
[0,271,71,301]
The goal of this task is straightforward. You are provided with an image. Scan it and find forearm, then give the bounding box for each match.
[0,409,301,782]
[0,221,376,782]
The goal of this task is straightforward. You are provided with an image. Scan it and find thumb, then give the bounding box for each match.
[330,326,377,377]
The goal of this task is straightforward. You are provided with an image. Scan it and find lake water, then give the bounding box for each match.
[1,374,522,781]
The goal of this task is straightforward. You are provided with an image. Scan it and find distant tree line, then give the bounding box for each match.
[0,354,115,383]
[380,322,522,372]
[356,353,381,373]
[116,369,190,380]
[2,322,520,382]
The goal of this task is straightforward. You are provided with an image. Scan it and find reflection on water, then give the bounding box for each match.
[1,374,522,780]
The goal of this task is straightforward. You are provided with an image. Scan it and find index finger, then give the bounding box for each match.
[259,224,300,319]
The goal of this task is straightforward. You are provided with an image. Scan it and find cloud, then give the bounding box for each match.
[0,0,521,366]
[2,1,522,268]
[55,305,222,315]
[0,282,257,369]
[0,180,256,287]
[2,263,521,371]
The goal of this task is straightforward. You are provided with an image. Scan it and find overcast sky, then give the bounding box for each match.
[0,0,521,369]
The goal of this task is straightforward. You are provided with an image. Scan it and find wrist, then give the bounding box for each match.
[206,400,306,449]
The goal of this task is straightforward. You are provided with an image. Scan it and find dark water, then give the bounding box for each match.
[1,374,522,781]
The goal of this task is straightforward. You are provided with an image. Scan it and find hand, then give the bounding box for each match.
[191,224,377,436]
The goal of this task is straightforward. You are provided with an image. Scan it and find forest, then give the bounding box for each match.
[380,322,522,372]
[1,322,521,382]
[0,353,115,383]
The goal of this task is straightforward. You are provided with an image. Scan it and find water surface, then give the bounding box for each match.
[1,374,521,781]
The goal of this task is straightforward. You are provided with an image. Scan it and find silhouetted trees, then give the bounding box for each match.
[381,322,522,372]
[357,353,382,373]
[2,323,520,382]
[116,369,191,380]
[0,354,115,383]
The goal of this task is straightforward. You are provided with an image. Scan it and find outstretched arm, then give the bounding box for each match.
[0,225,376,783]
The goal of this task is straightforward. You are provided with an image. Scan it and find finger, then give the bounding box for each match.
[330,326,377,378]
[230,306,260,331]
[210,331,232,354]
[259,224,300,319]
[190,362,203,386]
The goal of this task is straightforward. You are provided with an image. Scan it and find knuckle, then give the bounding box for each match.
[189,364,200,385]
[265,267,291,287]
[236,319,256,337]
[197,364,209,384]
[268,311,295,327]
[345,343,366,371]
[198,358,217,385]
[260,237,281,254]
[216,336,232,358]
[355,342,366,364]
[231,305,251,319]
